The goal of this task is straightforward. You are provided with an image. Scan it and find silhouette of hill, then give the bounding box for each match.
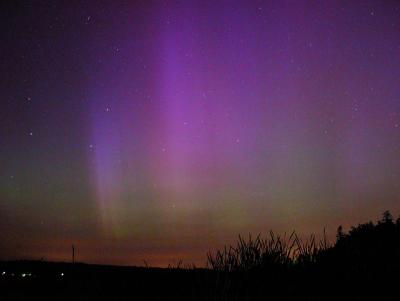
[1,211,399,300]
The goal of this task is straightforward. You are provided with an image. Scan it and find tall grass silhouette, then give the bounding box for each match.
[207,230,330,271]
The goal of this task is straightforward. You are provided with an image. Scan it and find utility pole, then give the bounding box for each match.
[72,245,75,264]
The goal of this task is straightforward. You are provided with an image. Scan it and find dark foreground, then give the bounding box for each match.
[2,212,400,300]
[1,260,398,301]
[0,261,217,300]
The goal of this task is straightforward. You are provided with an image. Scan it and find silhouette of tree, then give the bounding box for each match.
[336,225,345,242]
[380,210,393,224]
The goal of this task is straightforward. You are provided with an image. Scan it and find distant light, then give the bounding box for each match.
[60,273,64,276]
[1,271,5,275]
[22,273,26,277]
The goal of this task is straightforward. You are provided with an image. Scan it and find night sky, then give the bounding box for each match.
[1,1,400,267]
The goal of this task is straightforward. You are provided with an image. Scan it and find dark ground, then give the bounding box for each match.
[0,260,216,300]
[1,256,398,301]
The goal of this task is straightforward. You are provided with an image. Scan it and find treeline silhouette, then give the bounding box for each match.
[1,211,400,300]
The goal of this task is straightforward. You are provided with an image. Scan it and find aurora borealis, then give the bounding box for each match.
[1,1,400,266]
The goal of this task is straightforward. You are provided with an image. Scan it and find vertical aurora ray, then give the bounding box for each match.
[86,1,400,249]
